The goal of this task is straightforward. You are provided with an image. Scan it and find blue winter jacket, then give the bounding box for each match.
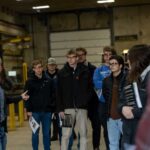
[93,65,111,103]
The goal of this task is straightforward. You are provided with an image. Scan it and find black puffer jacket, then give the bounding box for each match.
[25,72,55,112]
[86,62,99,117]
[57,63,93,112]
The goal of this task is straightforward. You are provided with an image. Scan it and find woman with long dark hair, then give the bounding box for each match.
[118,44,150,148]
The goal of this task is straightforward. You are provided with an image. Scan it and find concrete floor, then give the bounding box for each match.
[7,121,106,150]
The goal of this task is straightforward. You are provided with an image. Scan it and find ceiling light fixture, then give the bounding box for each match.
[122,49,129,54]
[32,5,50,10]
[16,0,22,1]
[97,0,115,4]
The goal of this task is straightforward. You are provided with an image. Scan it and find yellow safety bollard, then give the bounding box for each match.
[23,62,28,84]
[17,62,28,126]
[18,100,24,126]
[22,62,28,120]
[9,103,16,130]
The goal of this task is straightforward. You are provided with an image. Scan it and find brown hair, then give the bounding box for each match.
[66,49,77,56]
[32,59,43,68]
[128,44,150,82]
[102,46,117,63]
[110,55,124,70]
[76,47,87,55]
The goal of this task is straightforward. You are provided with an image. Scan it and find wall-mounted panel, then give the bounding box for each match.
[113,6,141,51]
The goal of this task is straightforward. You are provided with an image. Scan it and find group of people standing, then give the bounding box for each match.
[94,44,150,150]
[1,44,150,150]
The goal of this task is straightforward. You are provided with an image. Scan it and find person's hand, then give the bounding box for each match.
[21,91,29,101]
[27,112,32,117]
[122,106,134,119]
[59,111,65,119]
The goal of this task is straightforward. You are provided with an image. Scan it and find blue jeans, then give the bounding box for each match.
[32,112,52,150]
[124,143,136,150]
[69,132,80,150]
[0,127,7,150]
[67,131,75,150]
[107,118,122,150]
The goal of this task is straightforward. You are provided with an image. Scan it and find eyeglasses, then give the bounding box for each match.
[109,62,118,66]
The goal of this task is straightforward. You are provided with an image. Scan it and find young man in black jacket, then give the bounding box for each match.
[102,55,126,150]
[45,57,61,142]
[57,49,93,150]
[24,59,55,150]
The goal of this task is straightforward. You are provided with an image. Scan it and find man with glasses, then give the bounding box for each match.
[102,55,126,150]
[57,49,93,150]
[93,46,117,150]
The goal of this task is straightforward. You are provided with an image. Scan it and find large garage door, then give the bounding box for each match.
[50,29,111,68]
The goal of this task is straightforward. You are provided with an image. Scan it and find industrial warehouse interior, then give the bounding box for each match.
[0,0,150,150]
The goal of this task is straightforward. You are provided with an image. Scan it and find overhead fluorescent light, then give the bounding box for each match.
[32,5,50,10]
[123,49,129,54]
[97,0,115,4]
